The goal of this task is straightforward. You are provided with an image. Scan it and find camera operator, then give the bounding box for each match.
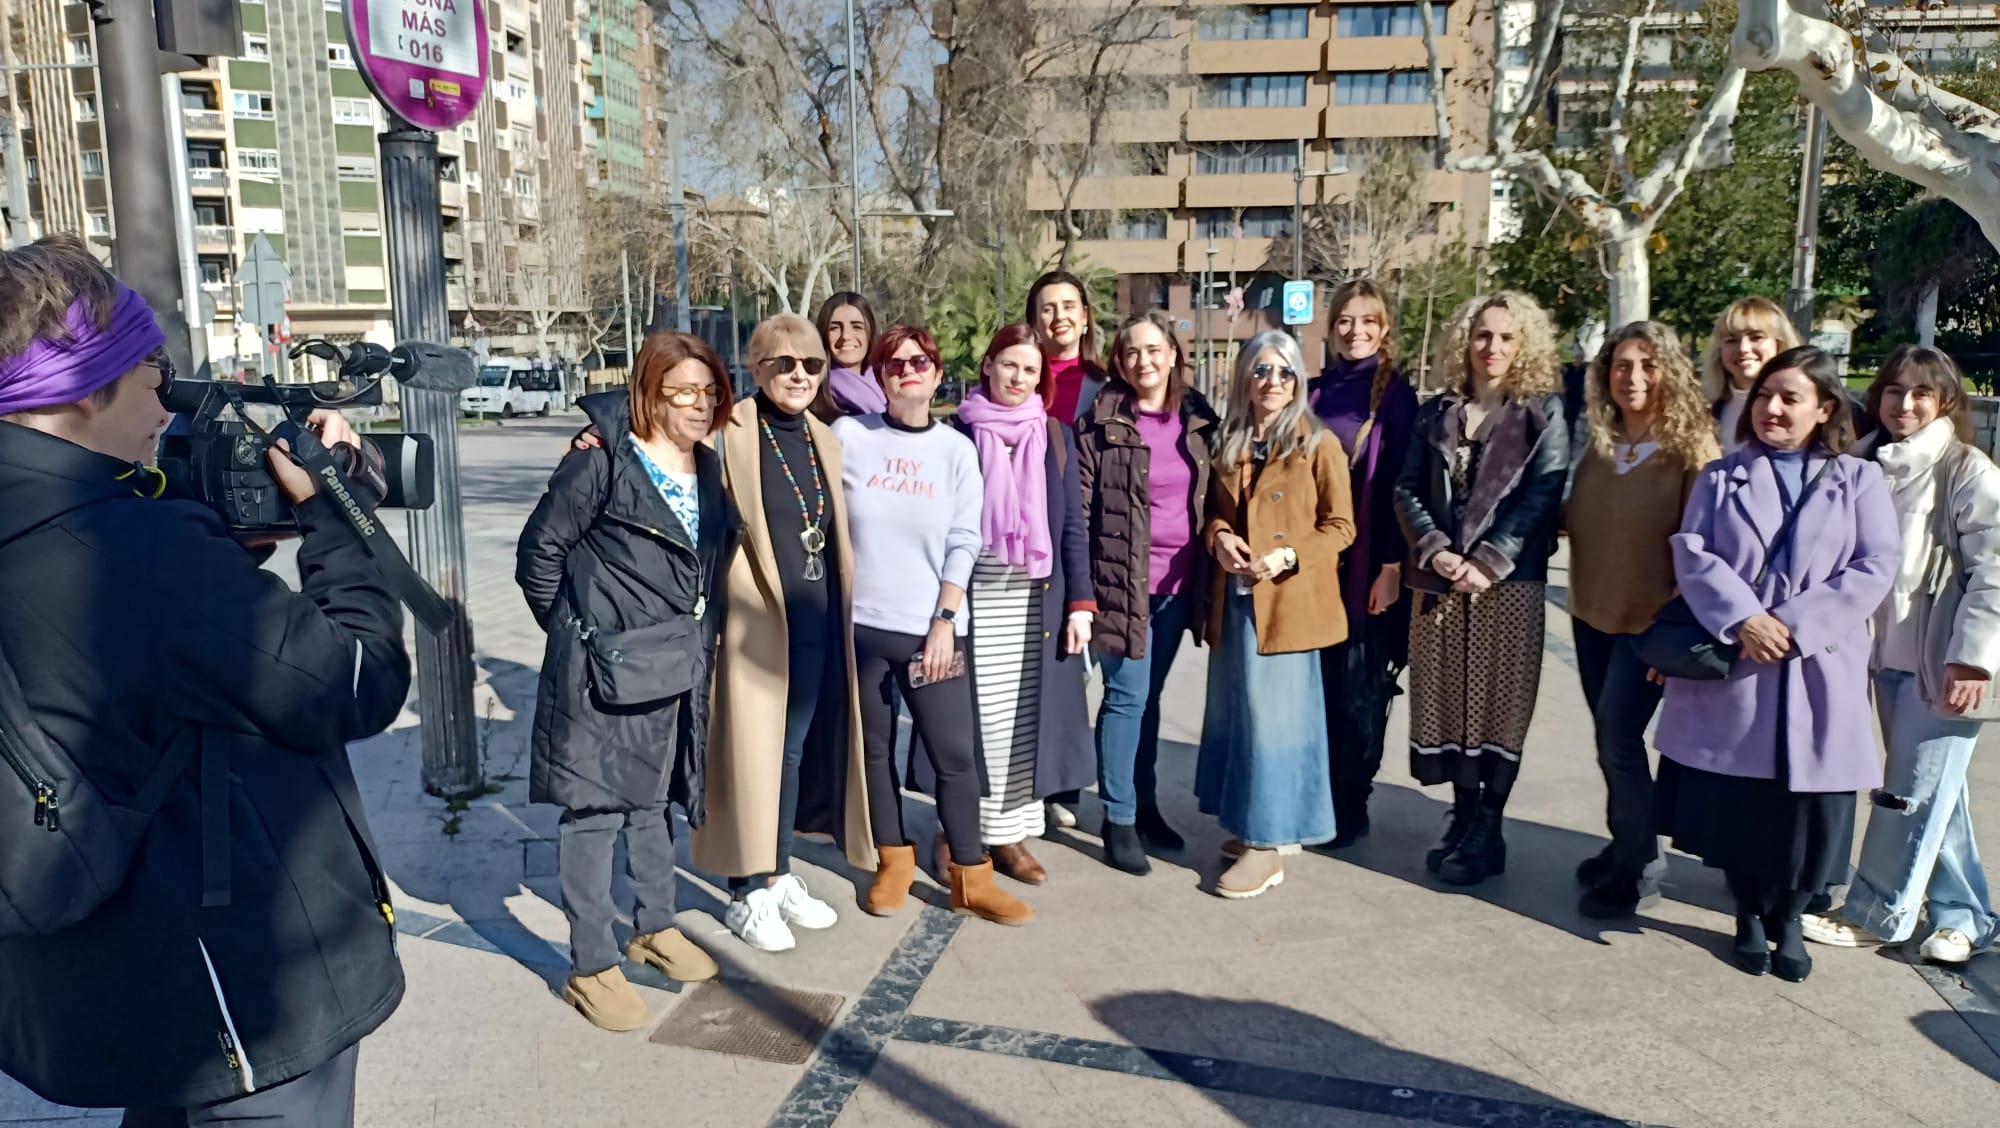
[0,237,411,1125]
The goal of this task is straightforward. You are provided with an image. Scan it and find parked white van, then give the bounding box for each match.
[460,359,557,418]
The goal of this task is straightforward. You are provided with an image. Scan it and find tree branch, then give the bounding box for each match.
[1418,2,1452,162]
[1605,0,1659,196]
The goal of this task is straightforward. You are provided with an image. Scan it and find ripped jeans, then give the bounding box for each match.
[1841,669,1998,947]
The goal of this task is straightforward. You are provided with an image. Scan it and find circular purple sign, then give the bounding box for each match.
[343,0,490,132]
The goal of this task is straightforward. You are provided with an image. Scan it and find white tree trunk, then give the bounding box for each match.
[1734,0,2000,248]
[1606,232,1651,327]
[1917,278,1940,346]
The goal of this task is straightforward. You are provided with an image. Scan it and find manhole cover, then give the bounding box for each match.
[649,979,844,1064]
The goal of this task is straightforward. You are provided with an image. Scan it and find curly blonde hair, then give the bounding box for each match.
[1584,322,1720,468]
[1432,291,1561,399]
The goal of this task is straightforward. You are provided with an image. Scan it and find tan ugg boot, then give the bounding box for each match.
[625,927,720,983]
[863,842,917,916]
[950,858,1034,926]
[563,965,650,1032]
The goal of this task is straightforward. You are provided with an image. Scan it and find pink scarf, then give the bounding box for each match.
[957,386,1052,578]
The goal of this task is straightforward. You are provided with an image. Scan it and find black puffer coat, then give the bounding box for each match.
[517,393,742,818]
[1076,382,1222,660]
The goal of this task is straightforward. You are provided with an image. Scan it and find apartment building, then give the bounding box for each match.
[1027,0,1495,371]
[2,0,676,373]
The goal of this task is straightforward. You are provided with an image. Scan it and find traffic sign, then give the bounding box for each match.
[1282,280,1314,327]
[344,0,490,132]
[238,234,288,328]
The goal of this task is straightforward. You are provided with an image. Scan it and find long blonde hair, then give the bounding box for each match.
[1584,321,1719,467]
[1700,296,1800,405]
[1432,291,1561,399]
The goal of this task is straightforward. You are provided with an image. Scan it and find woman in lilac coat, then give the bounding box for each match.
[1653,346,1899,984]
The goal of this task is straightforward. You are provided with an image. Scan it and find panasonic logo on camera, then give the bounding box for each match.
[317,465,377,537]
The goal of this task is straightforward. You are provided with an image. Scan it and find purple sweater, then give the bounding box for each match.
[832,413,984,636]
[1307,354,1419,623]
[1136,407,1197,595]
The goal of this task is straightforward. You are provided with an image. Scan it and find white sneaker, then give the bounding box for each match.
[1921,928,1975,965]
[1047,801,1078,830]
[773,873,838,931]
[724,887,796,952]
[1802,912,1882,948]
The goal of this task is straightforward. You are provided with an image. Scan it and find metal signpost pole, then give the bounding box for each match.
[347,0,491,798]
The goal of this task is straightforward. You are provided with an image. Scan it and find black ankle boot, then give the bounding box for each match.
[1103,822,1151,875]
[1436,807,1505,886]
[1767,912,1812,983]
[1732,914,1771,976]
[1425,795,1478,873]
[1328,807,1370,849]
[1135,807,1184,852]
[1575,847,1615,889]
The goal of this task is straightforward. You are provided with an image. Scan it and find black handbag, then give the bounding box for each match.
[579,616,701,706]
[1634,456,1832,681]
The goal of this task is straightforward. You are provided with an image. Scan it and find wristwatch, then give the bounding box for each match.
[934,607,957,625]
[1282,546,1299,571]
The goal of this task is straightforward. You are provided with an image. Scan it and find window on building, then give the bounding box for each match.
[180,83,218,111]
[333,98,374,125]
[1329,136,1438,171]
[1199,6,1312,40]
[80,150,104,179]
[68,35,91,64]
[1195,140,1298,175]
[1117,142,1171,176]
[192,203,228,227]
[186,144,225,170]
[22,156,36,182]
[1195,206,1292,239]
[342,216,381,235]
[199,258,229,286]
[74,95,97,122]
[1199,74,1308,109]
[337,156,377,180]
[439,156,461,182]
[328,44,355,68]
[87,212,110,235]
[1334,71,1433,105]
[1337,4,1449,38]
[232,91,275,120]
[243,34,269,59]
[1502,46,1531,68]
[514,175,536,198]
[236,149,281,174]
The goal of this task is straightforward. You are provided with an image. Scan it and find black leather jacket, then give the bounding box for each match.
[1394,391,1569,592]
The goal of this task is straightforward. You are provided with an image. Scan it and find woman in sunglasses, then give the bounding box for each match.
[517,331,739,1030]
[690,314,879,954]
[1197,331,1355,898]
[833,324,1034,926]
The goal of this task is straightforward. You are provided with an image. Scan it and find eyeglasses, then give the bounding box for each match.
[147,351,178,405]
[1251,363,1298,385]
[761,355,826,376]
[883,354,937,377]
[661,384,720,407]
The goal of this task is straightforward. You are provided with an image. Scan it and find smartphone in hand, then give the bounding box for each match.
[907,649,967,689]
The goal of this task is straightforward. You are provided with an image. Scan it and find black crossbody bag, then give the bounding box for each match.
[1635,457,1833,681]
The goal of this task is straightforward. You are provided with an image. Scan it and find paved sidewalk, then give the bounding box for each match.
[5,415,1997,1127]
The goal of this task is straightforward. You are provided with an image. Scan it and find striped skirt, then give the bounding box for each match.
[969,555,1046,844]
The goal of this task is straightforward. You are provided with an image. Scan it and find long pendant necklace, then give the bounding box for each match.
[761,417,829,581]
[1620,420,1659,466]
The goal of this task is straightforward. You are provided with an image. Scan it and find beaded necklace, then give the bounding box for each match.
[761,416,829,581]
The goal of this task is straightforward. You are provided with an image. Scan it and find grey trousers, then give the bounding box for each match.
[560,802,679,976]
[120,1044,359,1127]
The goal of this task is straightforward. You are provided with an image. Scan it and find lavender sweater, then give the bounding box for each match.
[832,413,985,636]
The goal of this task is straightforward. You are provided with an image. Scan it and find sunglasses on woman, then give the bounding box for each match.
[761,355,826,376]
[883,354,937,377]
[661,384,720,408]
[1251,363,1298,384]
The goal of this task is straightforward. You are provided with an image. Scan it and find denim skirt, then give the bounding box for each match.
[1196,585,1337,847]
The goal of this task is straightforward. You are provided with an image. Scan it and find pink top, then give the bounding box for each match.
[1136,407,1196,595]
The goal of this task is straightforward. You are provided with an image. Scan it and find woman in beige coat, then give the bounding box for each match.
[691,314,876,952]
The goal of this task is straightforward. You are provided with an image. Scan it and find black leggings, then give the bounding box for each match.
[854,624,984,867]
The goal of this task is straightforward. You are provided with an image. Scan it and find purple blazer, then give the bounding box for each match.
[1655,446,1899,793]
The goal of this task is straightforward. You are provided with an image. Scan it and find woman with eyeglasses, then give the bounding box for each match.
[517,331,740,1030]
[689,314,879,955]
[1197,331,1355,898]
[813,291,882,420]
[833,324,1033,926]
[1394,292,1570,888]
[1078,310,1222,875]
[1305,278,1418,848]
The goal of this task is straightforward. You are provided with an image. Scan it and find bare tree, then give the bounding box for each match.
[1287,140,1438,284]
[1422,0,1745,324]
[695,190,849,316]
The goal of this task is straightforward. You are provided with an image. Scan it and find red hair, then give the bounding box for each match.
[866,323,943,393]
[978,323,1052,409]
[630,331,733,438]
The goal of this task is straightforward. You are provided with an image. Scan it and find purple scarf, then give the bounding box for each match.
[827,364,887,416]
[0,284,165,415]
[957,386,1052,578]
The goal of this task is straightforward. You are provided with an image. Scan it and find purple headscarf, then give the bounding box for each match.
[0,283,165,415]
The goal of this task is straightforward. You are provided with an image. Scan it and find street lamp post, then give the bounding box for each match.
[844,0,865,291]
[1292,139,1352,336]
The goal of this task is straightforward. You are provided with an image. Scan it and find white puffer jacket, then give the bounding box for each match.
[1865,418,2000,676]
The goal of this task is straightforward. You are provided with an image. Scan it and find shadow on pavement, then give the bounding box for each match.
[1091,992,1627,1127]
[1912,1009,2000,1084]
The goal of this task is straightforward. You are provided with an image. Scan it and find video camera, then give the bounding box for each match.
[157,339,459,535]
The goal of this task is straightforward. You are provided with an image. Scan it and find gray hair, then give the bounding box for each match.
[1216,330,1325,468]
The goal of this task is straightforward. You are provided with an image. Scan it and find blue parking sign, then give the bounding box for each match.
[1282,280,1314,326]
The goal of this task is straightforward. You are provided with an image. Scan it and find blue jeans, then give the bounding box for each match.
[1095,591,1191,826]
[1842,669,1998,946]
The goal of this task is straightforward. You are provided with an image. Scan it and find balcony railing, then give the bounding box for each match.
[183,109,224,132]
[195,224,231,246]
[187,167,227,189]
